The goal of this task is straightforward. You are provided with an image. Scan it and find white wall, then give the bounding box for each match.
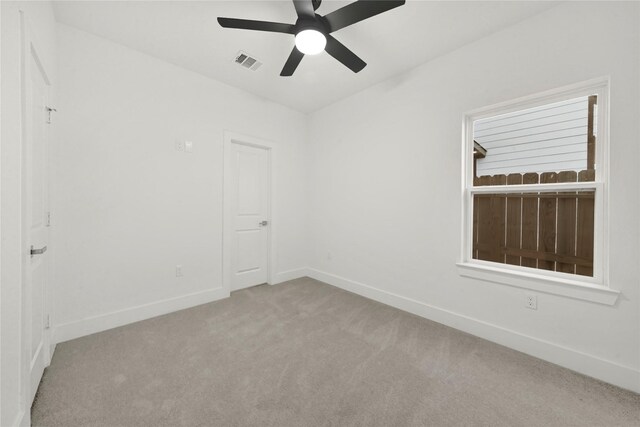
[1,1,57,425]
[52,25,308,342]
[307,2,640,392]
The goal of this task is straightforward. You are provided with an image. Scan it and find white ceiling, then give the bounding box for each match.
[52,0,557,113]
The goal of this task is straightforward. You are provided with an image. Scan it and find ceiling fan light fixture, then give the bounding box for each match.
[295,29,326,55]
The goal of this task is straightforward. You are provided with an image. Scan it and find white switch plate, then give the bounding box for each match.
[185,141,193,153]
[525,294,537,310]
[176,265,183,277]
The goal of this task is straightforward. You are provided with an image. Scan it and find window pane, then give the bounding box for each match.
[473,95,597,186]
[472,190,595,277]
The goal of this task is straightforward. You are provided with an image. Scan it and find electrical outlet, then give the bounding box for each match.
[525,294,537,310]
[176,265,183,277]
[175,141,185,152]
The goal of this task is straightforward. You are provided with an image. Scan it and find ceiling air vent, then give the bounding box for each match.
[234,51,262,71]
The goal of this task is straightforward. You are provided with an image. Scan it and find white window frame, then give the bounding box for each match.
[457,77,619,305]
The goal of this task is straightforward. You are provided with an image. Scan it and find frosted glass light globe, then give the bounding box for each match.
[295,29,326,55]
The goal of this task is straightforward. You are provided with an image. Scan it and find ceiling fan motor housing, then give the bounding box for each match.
[295,16,326,35]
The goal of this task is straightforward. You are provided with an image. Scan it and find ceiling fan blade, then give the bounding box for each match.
[280,47,305,76]
[293,0,315,19]
[321,0,405,33]
[324,35,366,73]
[217,17,296,34]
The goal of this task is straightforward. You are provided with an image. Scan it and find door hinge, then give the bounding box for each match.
[45,315,51,329]
[46,106,57,124]
[46,211,51,227]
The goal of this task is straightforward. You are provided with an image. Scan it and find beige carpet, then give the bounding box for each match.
[32,278,639,426]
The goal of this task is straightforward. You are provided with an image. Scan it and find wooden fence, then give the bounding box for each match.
[473,169,594,276]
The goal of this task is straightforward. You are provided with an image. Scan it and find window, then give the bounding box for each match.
[459,79,617,304]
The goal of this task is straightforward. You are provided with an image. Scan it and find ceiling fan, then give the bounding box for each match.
[217,0,406,76]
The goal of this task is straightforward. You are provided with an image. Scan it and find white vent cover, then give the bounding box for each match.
[234,51,262,71]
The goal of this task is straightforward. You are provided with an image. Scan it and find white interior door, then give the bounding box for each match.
[229,142,270,291]
[24,40,51,403]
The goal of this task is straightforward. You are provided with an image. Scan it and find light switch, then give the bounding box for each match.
[185,141,193,153]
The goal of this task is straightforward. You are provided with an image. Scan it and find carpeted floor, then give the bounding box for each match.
[32,278,639,426]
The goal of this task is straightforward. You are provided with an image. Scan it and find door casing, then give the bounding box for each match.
[222,131,277,294]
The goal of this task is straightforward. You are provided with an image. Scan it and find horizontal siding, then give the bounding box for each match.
[480,144,586,164]
[475,96,589,176]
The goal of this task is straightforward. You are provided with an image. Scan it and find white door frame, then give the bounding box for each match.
[222,131,277,294]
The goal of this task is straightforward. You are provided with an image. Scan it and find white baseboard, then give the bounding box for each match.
[48,342,56,366]
[307,268,640,393]
[53,287,229,344]
[273,268,308,284]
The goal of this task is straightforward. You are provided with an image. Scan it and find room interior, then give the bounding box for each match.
[1,1,639,426]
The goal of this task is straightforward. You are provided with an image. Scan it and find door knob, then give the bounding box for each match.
[30,245,47,257]
[259,220,268,226]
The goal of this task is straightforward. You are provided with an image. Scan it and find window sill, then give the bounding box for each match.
[456,262,619,305]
